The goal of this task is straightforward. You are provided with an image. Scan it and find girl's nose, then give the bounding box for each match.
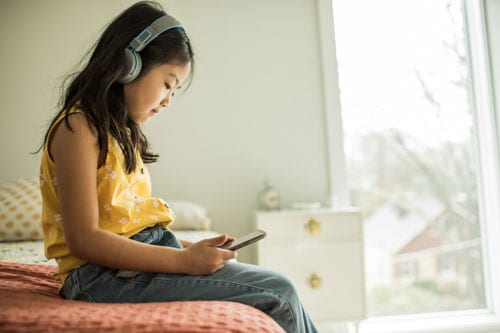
[160,96,171,108]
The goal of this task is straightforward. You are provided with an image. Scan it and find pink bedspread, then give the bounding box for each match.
[0,262,285,333]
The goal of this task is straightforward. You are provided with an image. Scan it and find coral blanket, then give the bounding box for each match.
[0,262,284,333]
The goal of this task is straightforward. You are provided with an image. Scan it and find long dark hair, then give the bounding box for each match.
[42,1,194,173]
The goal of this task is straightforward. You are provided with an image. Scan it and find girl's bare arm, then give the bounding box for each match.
[50,113,235,275]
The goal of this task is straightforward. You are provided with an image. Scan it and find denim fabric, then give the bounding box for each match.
[60,225,318,333]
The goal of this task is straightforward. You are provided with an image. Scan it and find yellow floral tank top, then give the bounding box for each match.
[40,109,175,282]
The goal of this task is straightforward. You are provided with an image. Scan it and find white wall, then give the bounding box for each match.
[0,0,330,263]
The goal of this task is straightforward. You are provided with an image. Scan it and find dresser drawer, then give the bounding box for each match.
[257,209,362,240]
[260,240,365,321]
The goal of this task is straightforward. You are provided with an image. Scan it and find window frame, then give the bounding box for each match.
[317,0,500,331]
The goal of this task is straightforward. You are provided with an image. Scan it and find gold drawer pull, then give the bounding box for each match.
[304,218,320,235]
[307,273,323,290]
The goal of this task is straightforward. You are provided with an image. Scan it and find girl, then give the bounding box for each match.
[39,2,317,332]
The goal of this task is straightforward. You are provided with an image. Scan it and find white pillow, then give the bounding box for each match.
[167,200,212,230]
[0,177,43,241]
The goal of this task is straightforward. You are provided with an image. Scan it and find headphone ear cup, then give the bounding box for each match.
[118,47,142,84]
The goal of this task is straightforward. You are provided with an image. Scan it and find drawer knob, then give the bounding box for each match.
[304,218,320,235]
[307,272,323,290]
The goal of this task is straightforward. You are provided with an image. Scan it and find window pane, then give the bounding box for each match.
[332,0,487,316]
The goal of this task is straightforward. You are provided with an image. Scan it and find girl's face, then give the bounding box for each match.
[123,62,191,124]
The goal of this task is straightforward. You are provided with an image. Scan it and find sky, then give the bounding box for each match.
[332,0,473,150]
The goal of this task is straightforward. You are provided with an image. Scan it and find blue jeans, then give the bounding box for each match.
[60,225,318,333]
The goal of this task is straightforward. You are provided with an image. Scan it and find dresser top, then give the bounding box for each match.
[256,206,361,217]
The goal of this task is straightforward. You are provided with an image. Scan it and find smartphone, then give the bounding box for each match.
[221,230,267,251]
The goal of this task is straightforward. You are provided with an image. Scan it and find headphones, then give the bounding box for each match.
[118,14,184,84]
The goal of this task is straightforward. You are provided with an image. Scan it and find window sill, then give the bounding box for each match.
[359,310,500,333]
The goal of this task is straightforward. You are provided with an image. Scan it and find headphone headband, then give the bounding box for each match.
[129,15,184,52]
[118,14,185,84]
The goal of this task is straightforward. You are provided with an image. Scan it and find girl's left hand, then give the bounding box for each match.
[180,234,237,275]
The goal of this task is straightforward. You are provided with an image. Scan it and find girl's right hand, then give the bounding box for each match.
[181,234,236,275]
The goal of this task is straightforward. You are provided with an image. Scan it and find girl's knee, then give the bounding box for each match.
[268,270,299,297]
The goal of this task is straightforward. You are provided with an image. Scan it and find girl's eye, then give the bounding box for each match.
[165,82,178,97]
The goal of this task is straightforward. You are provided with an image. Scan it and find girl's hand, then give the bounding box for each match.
[181,234,236,275]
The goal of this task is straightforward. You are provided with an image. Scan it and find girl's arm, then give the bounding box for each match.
[50,113,235,275]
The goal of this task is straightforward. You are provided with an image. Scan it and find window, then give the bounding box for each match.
[317,0,500,331]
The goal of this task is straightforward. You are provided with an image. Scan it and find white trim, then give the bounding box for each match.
[465,0,500,322]
[316,0,350,207]
[360,310,500,333]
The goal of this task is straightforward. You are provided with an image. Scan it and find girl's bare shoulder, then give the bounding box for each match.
[49,112,99,162]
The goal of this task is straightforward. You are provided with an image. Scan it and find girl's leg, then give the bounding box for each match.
[60,226,318,333]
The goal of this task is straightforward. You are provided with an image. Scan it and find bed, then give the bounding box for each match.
[0,177,285,333]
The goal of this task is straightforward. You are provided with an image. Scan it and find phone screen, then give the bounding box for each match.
[221,230,267,251]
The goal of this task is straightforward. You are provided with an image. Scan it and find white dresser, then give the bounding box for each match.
[256,208,366,325]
